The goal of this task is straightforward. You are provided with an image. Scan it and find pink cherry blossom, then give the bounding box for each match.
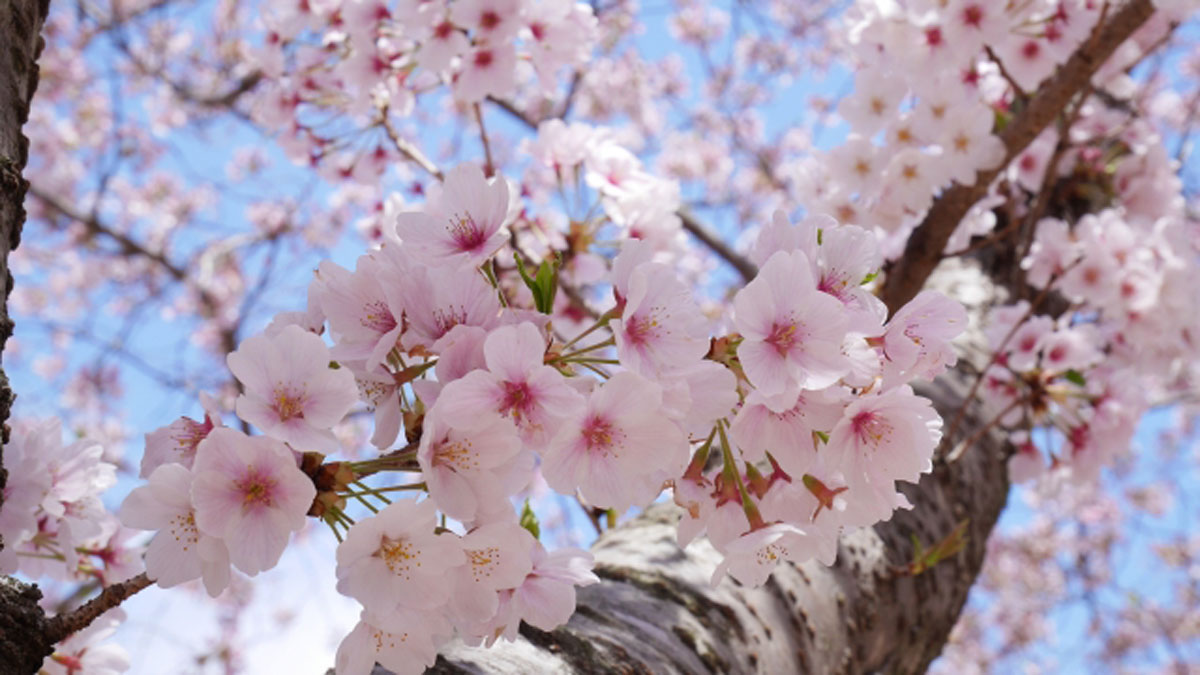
[393,260,502,352]
[312,252,404,370]
[881,290,968,386]
[1006,316,1055,372]
[335,498,465,613]
[394,163,510,266]
[454,42,518,103]
[481,541,599,643]
[227,325,360,452]
[436,322,585,448]
[729,387,845,478]
[335,607,452,675]
[542,371,688,513]
[447,521,535,624]
[827,386,942,513]
[140,392,223,478]
[612,262,709,376]
[417,407,524,522]
[711,523,808,587]
[119,463,231,597]
[733,250,850,397]
[190,428,316,575]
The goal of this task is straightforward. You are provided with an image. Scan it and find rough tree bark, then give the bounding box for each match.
[0,0,54,671]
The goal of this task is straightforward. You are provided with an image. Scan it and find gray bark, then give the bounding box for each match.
[0,0,53,671]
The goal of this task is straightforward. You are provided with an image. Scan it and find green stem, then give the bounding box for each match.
[556,337,615,361]
[716,420,765,530]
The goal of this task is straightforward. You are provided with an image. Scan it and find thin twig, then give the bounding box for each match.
[474,103,496,178]
[44,573,152,645]
[381,116,444,181]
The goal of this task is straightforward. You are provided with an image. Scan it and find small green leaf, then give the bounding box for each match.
[514,252,560,315]
[329,361,341,369]
[519,499,540,540]
[861,271,879,285]
[1064,369,1086,386]
[814,430,830,444]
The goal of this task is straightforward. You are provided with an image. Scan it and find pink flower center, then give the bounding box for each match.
[361,300,397,333]
[376,535,418,579]
[1020,40,1041,61]
[530,22,546,40]
[172,416,214,459]
[818,273,849,302]
[622,312,659,346]
[447,212,488,253]
[961,5,983,28]
[500,380,534,423]
[851,410,892,448]
[467,546,500,581]
[924,26,943,47]
[433,437,479,471]
[434,21,454,40]
[474,49,494,68]
[581,416,620,456]
[237,469,278,511]
[480,10,501,30]
[273,386,308,422]
[432,305,469,339]
[765,321,799,357]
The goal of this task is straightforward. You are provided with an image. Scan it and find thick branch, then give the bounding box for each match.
[0,0,51,669]
[881,0,1155,315]
[1,0,50,471]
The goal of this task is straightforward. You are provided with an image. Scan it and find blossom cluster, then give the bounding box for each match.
[795,0,1192,255]
[0,419,137,585]
[251,0,598,168]
[115,161,966,672]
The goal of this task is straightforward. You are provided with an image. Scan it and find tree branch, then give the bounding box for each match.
[881,0,1156,316]
[678,210,757,283]
[43,573,151,645]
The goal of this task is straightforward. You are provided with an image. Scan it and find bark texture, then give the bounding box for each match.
[0,0,53,671]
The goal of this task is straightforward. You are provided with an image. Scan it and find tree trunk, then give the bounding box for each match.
[404,262,1010,675]
[0,0,55,671]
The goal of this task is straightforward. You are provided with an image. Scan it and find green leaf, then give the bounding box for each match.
[1064,369,1086,386]
[814,430,830,444]
[514,252,560,315]
[860,271,879,285]
[519,499,540,540]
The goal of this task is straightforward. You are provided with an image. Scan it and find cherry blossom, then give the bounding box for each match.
[733,250,850,397]
[119,463,231,597]
[226,325,360,452]
[335,498,465,613]
[394,163,510,266]
[542,371,688,512]
[190,428,317,575]
[436,322,584,448]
